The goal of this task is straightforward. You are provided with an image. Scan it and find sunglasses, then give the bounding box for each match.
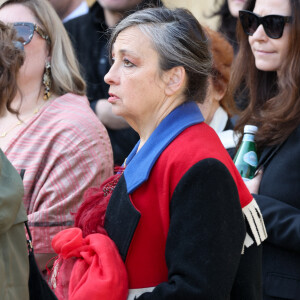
[239,10,292,39]
[13,22,50,45]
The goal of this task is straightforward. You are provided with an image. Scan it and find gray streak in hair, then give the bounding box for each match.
[109,7,212,103]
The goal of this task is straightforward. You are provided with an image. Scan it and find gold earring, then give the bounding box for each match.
[43,61,51,100]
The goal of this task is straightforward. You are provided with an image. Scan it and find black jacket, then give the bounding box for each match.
[255,125,300,300]
[64,2,139,165]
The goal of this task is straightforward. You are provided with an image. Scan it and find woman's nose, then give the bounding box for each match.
[104,64,119,85]
[252,24,268,41]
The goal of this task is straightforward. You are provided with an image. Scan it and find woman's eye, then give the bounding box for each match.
[123,59,134,67]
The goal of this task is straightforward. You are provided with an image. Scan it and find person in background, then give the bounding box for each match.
[65,0,163,166]
[75,7,267,299]
[231,0,300,298]
[198,27,263,300]
[48,0,89,23]
[0,0,113,272]
[211,0,249,112]
[211,0,247,53]
[0,21,29,300]
[199,27,238,157]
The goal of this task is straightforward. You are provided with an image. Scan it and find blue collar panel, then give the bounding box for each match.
[124,101,204,194]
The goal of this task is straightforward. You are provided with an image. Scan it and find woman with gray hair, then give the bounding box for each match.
[70,7,267,299]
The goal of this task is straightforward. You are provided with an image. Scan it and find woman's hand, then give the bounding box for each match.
[245,169,263,194]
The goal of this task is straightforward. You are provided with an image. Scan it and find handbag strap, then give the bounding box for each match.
[24,221,34,252]
[20,170,34,252]
[256,142,283,174]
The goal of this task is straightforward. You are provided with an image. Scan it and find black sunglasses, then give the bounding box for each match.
[239,10,292,39]
[13,22,50,45]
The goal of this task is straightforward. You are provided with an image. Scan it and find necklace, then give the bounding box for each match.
[0,103,46,138]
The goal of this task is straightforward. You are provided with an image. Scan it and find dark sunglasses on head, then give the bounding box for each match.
[13,22,50,45]
[239,10,292,39]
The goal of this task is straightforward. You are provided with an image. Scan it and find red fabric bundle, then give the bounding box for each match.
[51,168,127,300]
[51,228,128,300]
[75,167,124,237]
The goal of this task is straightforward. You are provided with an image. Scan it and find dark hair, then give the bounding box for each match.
[231,0,300,151]
[0,21,24,115]
[136,0,164,9]
[109,7,212,103]
[211,0,238,52]
[122,0,164,19]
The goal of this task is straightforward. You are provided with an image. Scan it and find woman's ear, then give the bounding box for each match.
[164,66,186,96]
[213,87,226,102]
[210,78,227,102]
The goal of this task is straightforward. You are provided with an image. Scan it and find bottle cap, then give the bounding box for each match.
[244,125,258,134]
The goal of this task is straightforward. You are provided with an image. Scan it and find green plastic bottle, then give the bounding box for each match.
[233,125,258,181]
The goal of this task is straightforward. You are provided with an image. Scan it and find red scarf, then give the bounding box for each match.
[51,168,127,300]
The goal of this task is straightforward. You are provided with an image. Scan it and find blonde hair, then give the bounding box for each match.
[0,0,86,96]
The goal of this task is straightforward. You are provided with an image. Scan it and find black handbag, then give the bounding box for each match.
[25,221,58,300]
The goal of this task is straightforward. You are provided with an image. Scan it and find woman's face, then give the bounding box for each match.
[228,0,247,17]
[0,4,49,87]
[104,26,167,127]
[248,0,291,73]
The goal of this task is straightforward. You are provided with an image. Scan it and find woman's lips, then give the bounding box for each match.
[254,49,275,55]
[108,93,119,103]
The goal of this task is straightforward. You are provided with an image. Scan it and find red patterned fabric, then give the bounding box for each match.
[5,93,113,254]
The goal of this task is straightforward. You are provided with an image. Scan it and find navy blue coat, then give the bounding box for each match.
[255,125,300,300]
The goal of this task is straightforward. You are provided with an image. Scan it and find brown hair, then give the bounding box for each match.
[0,21,24,115]
[204,27,236,117]
[230,0,300,152]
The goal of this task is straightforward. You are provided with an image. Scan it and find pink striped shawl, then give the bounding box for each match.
[5,93,113,254]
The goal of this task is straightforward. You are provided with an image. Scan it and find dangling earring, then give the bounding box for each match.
[43,61,52,100]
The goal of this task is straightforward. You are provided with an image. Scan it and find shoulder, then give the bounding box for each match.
[49,93,90,115]
[152,123,238,192]
[289,124,300,140]
[153,122,244,195]
[162,122,231,167]
[0,150,25,230]
[267,124,300,160]
[170,158,243,227]
[64,3,105,37]
[174,158,236,188]
[279,125,300,157]
[43,93,108,137]
[64,11,93,34]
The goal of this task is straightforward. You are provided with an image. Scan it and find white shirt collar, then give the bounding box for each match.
[209,106,239,150]
[209,106,228,134]
[63,1,89,23]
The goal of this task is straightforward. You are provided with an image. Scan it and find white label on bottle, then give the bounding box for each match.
[242,134,255,142]
[243,151,258,167]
